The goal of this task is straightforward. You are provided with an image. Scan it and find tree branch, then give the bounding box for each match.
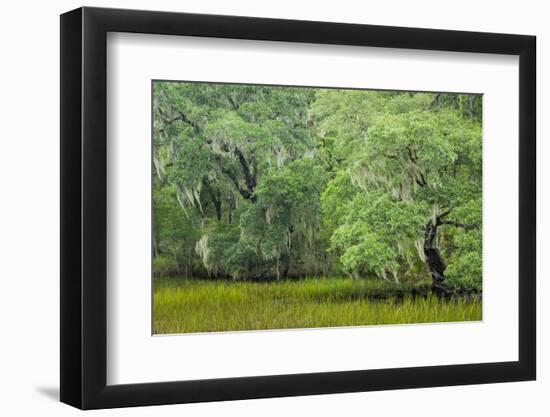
[177,111,201,133]
[438,209,452,219]
[234,148,257,199]
[440,220,479,230]
[406,145,417,163]
[203,178,222,221]
[220,166,256,202]
[228,95,239,110]
[429,93,442,109]
[156,106,201,134]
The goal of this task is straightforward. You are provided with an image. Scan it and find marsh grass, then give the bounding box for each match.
[153,277,482,334]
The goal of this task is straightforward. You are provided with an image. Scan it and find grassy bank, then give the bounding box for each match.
[153,277,482,334]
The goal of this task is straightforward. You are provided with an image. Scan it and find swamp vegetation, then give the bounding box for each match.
[152,82,482,333]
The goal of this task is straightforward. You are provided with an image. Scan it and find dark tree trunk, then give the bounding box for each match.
[216,151,257,203]
[281,225,294,278]
[424,220,447,293]
[234,148,257,202]
[203,179,222,221]
[212,189,222,221]
[152,231,159,258]
[227,198,233,224]
[281,253,291,278]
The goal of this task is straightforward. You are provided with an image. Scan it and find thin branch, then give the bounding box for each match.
[440,220,479,230]
[156,106,201,134]
[429,93,442,109]
[220,166,256,202]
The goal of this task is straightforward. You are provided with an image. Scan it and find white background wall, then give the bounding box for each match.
[0,0,546,415]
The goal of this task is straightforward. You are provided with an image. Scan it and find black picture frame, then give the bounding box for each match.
[60,6,536,410]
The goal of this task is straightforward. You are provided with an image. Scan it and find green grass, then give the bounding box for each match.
[153,277,482,334]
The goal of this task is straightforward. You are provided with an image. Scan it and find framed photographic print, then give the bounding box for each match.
[60,6,536,409]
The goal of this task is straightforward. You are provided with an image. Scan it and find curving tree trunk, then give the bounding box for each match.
[423,220,447,294]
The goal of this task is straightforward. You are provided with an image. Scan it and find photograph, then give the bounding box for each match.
[51,2,539,412]
[152,81,483,334]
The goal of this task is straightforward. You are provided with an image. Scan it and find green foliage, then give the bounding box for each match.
[195,223,263,279]
[445,229,482,291]
[329,192,427,280]
[313,90,482,289]
[153,255,180,277]
[239,158,326,277]
[153,81,482,291]
[153,183,203,277]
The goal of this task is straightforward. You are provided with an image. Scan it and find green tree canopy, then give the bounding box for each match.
[313,91,482,290]
[153,82,482,291]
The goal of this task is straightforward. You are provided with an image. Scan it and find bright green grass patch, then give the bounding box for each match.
[153,277,482,334]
